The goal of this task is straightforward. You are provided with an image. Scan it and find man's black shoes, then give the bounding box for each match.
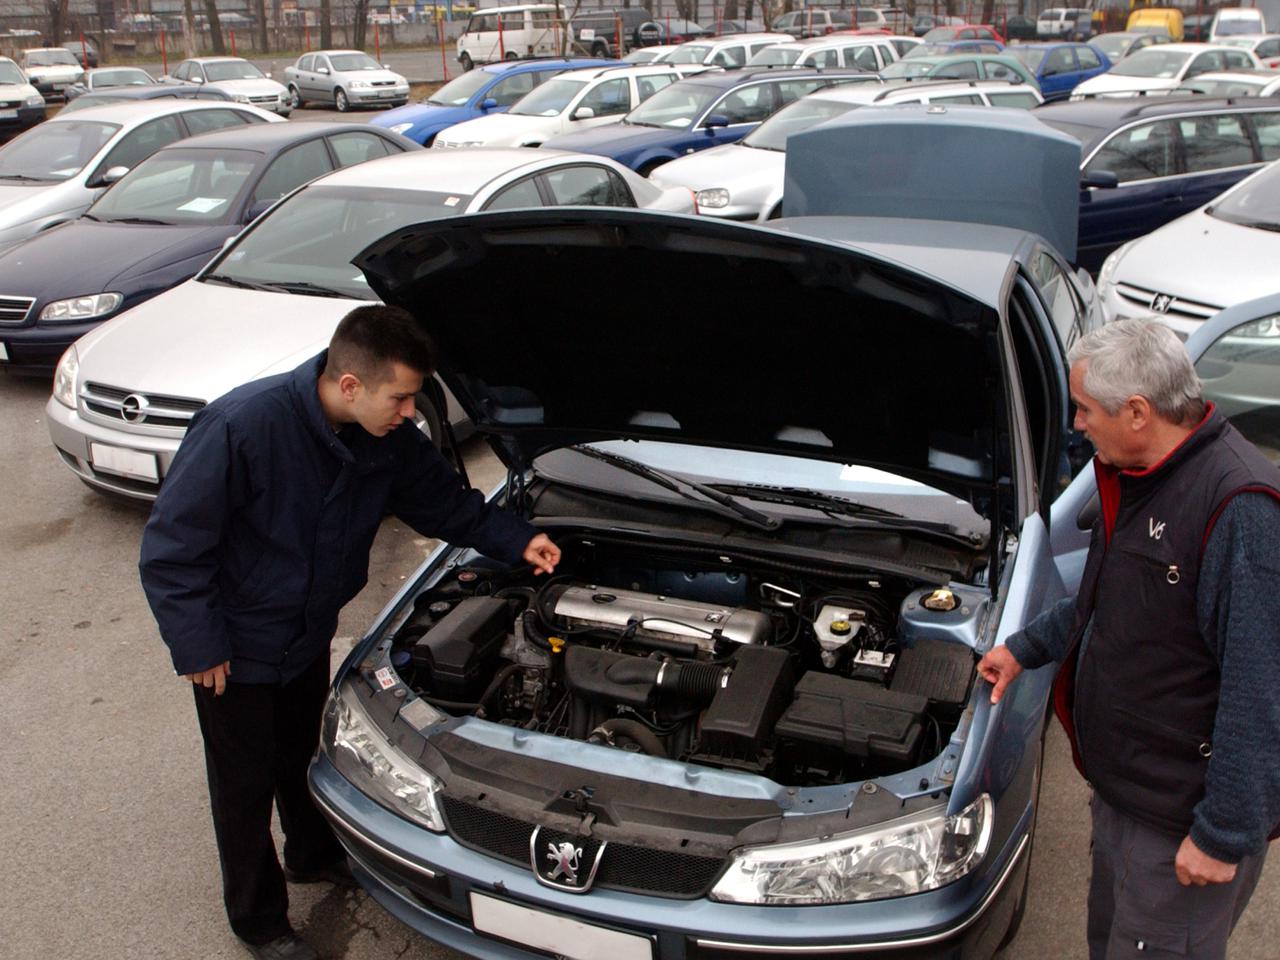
[283,858,356,888]
[244,933,319,960]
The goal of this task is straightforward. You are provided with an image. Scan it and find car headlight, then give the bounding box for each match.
[232,93,250,103]
[710,793,993,905]
[696,188,730,209]
[24,94,43,107]
[388,122,415,135]
[53,344,79,409]
[1097,241,1132,293]
[1234,314,1280,339]
[322,681,446,832]
[40,292,123,323]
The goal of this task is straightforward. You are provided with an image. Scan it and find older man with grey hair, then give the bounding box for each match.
[978,318,1280,960]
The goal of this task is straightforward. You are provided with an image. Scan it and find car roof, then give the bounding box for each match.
[307,49,367,57]
[171,120,389,152]
[186,56,252,64]
[477,57,614,76]
[1014,41,1097,49]
[1139,42,1238,53]
[50,98,254,123]
[1036,94,1278,130]
[23,46,73,53]
[813,78,1033,103]
[315,147,584,193]
[469,3,556,11]
[680,32,789,47]
[681,67,866,89]
[558,63,687,79]
[775,35,889,49]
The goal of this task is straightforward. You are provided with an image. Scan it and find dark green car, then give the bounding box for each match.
[881,53,1041,91]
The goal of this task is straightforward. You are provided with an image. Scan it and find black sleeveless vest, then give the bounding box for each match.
[1052,407,1280,836]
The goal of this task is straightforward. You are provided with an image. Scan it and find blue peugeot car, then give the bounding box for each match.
[370,58,616,146]
[1006,41,1111,100]
[542,68,878,174]
[307,109,1114,959]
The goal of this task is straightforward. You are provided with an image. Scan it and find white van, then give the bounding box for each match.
[457,4,561,71]
[1209,7,1267,39]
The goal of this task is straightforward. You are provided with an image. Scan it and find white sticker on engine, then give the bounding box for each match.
[374,666,397,690]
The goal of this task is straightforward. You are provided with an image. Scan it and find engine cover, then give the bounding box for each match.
[550,584,771,652]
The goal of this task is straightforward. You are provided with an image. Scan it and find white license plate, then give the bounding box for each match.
[0,341,7,360]
[89,442,158,482]
[469,893,653,960]
[0,109,16,119]
[378,90,395,97]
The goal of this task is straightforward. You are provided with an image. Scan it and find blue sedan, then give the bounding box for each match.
[542,68,877,174]
[1007,42,1111,100]
[370,57,615,146]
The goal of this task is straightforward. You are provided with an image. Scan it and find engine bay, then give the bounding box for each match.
[389,537,984,788]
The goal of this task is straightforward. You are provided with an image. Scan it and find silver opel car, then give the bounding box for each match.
[283,49,411,112]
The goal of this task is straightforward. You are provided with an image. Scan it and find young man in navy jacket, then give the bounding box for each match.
[140,305,560,960]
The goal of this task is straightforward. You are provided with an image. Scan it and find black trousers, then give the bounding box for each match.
[192,652,345,945]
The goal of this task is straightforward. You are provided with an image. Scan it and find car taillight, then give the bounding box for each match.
[824,25,834,33]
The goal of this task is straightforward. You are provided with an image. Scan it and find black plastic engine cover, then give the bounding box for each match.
[693,645,794,769]
[889,637,975,714]
[775,672,927,763]
[410,596,509,702]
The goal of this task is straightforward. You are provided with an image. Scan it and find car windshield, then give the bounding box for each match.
[749,46,801,66]
[1109,48,1191,77]
[1091,35,1131,60]
[1214,19,1262,36]
[1208,162,1280,230]
[1009,47,1046,70]
[509,77,587,116]
[0,61,25,84]
[204,60,265,81]
[427,69,495,105]
[881,58,940,77]
[206,185,474,299]
[330,53,382,71]
[0,120,118,181]
[93,68,153,87]
[625,81,720,128]
[743,97,858,150]
[665,44,712,64]
[60,93,140,113]
[88,149,258,225]
[904,43,961,57]
[27,49,78,67]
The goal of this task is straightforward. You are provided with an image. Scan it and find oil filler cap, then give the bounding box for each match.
[923,589,959,612]
[829,619,853,636]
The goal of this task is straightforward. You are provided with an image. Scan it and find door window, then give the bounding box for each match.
[97,115,184,174]
[182,108,252,136]
[1178,114,1255,172]
[1043,47,1078,76]
[1223,50,1254,70]
[577,77,629,117]
[715,46,747,66]
[542,165,634,206]
[251,139,333,206]
[488,71,536,106]
[775,78,829,104]
[1029,249,1083,347]
[843,46,878,70]
[1186,51,1224,77]
[1250,112,1280,161]
[987,91,1041,109]
[298,55,314,71]
[1086,120,1177,182]
[710,84,776,124]
[809,48,840,69]
[173,62,191,81]
[1077,46,1101,69]
[1256,39,1280,59]
[935,93,984,104]
[483,175,544,210]
[328,132,395,166]
[636,73,676,100]
[1194,316,1280,464]
[935,59,980,79]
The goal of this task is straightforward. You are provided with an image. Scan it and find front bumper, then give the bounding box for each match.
[352,88,410,106]
[309,752,1031,960]
[0,104,46,138]
[45,394,177,499]
[0,319,100,373]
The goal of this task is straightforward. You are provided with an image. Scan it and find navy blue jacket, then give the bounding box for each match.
[139,352,535,684]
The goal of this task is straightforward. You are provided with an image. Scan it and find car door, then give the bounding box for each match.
[1078,119,1180,270]
[540,163,636,207]
[247,137,335,217]
[571,76,630,131]
[1074,43,1106,84]
[86,114,186,186]
[181,107,255,136]
[1038,46,1080,99]
[297,54,319,99]
[1175,111,1260,212]
[327,130,400,168]
[695,82,778,148]
[1183,50,1224,79]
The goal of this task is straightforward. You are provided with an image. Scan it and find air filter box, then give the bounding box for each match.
[889,637,975,716]
[775,672,927,764]
[693,645,794,770]
[410,596,509,701]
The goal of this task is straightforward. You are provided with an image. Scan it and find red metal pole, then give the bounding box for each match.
[160,28,167,74]
[79,31,89,70]
[439,14,450,80]
[665,13,670,41]
[230,28,237,57]
[375,21,382,60]
[498,16,506,58]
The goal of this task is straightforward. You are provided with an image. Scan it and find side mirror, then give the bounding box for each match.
[384,63,391,69]
[245,199,274,222]
[90,165,130,188]
[265,71,273,79]
[192,75,204,84]
[481,97,498,110]
[1081,169,1118,190]
[572,105,595,119]
[703,113,730,129]
[317,67,329,75]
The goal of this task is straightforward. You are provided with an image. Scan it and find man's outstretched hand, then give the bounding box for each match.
[976,646,1023,704]
[185,660,231,696]
[524,533,561,575]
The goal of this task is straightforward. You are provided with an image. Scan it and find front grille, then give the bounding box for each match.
[0,100,18,108]
[81,381,205,429]
[249,94,279,103]
[440,796,727,899]
[0,295,35,325]
[371,80,396,87]
[1114,282,1220,322]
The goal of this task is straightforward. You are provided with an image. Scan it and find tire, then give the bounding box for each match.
[412,391,444,448]
[591,41,610,57]
[504,50,519,60]
[334,88,350,112]
[460,52,474,72]
[288,84,304,109]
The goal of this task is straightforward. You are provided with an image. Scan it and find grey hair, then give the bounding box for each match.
[1067,319,1204,423]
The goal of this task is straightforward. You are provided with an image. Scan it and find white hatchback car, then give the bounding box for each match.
[652,80,1043,222]
[1071,42,1262,97]
[434,64,691,148]
[163,56,292,115]
[0,98,281,252]
[45,148,695,499]
[747,35,901,71]
[21,47,83,99]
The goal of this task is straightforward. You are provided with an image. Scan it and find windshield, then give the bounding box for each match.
[330,53,382,71]
[625,81,719,128]
[0,120,118,181]
[905,42,963,57]
[204,60,265,81]
[665,43,712,64]
[509,77,586,116]
[1009,47,1046,71]
[0,61,25,85]
[749,46,801,66]
[427,69,494,105]
[1208,162,1280,230]
[743,97,859,150]
[881,58,939,78]
[27,49,78,67]
[1213,18,1262,36]
[88,149,258,225]
[1091,35,1131,60]
[1110,48,1191,77]
[93,68,153,88]
[207,185,474,299]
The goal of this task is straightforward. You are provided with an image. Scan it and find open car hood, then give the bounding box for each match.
[355,208,1014,514]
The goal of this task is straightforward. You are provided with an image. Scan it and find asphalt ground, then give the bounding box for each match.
[2,105,1279,960]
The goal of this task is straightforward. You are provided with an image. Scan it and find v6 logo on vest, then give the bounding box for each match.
[1149,518,1166,540]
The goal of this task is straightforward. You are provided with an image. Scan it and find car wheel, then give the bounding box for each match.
[334,88,350,112]
[591,41,610,57]
[460,52,474,71]
[504,50,520,60]
[289,84,305,109]
[412,391,444,448]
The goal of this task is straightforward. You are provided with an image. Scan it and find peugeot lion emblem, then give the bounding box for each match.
[546,841,582,882]
[529,826,606,893]
[1150,293,1173,314]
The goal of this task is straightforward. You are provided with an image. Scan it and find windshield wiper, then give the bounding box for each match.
[104,216,172,225]
[1222,217,1280,233]
[571,445,780,532]
[0,173,52,182]
[261,281,353,298]
[202,273,275,291]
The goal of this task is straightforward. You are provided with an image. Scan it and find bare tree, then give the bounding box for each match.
[353,0,369,50]
[46,0,70,44]
[722,0,739,23]
[255,0,268,52]
[320,0,332,48]
[182,0,198,57]
[205,0,226,54]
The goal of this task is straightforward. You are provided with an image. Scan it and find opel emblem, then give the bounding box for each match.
[120,394,148,423]
[1150,293,1173,314]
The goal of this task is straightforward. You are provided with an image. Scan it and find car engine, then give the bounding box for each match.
[390,538,982,788]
